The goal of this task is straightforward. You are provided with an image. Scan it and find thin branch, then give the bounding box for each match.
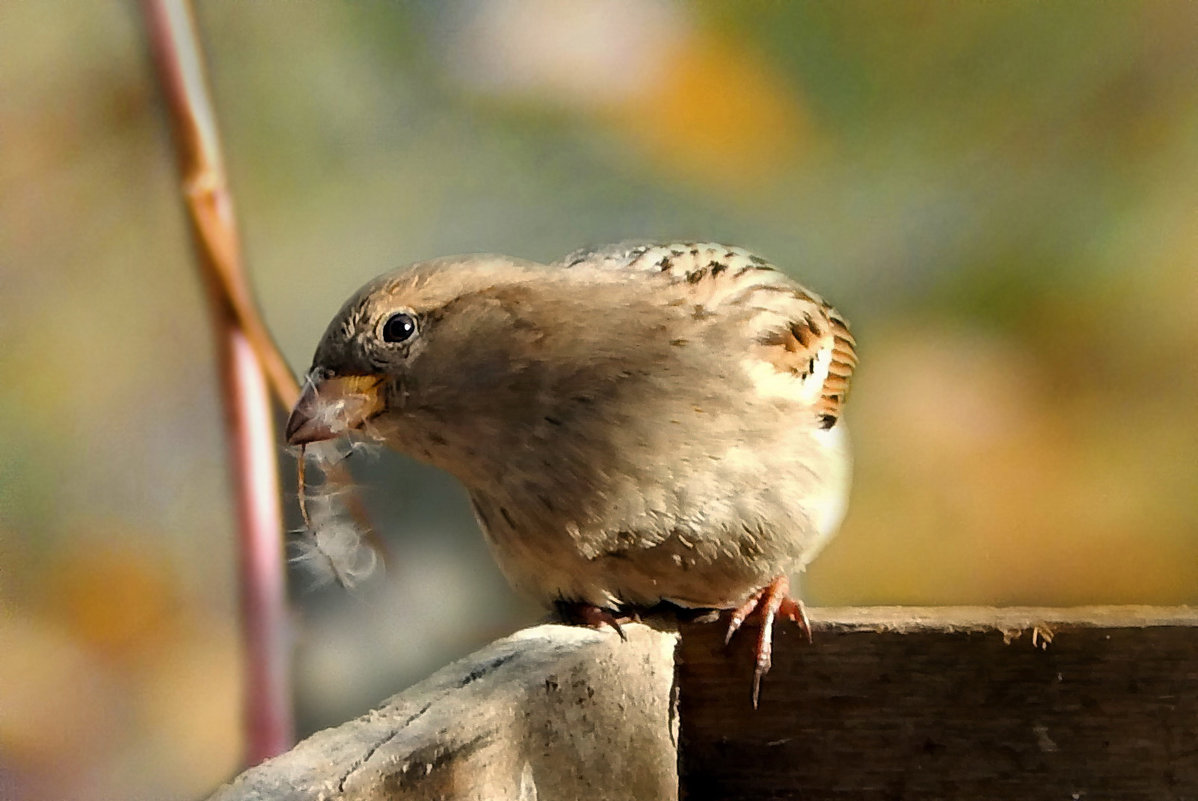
[141,0,293,764]
[142,3,300,409]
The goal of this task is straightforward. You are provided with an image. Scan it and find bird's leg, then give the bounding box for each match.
[778,592,812,642]
[724,587,766,645]
[723,575,810,707]
[554,600,637,641]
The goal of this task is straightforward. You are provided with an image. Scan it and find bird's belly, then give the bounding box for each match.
[467,423,849,609]
[474,505,803,609]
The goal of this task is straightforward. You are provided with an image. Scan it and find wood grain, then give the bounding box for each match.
[205,607,1197,801]
[677,606,1198,800]
[206,623,679,801]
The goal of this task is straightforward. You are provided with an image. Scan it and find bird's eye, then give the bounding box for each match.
[381,312,417,344]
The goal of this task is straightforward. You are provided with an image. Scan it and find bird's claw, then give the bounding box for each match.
[723,575,810,707]
[556,600,637,641]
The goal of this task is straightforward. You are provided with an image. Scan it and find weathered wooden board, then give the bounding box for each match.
[206,623,679,801]
[678,606,1198,800]
[206,607,1197,801]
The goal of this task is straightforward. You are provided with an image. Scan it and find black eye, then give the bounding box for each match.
[381,312,417,344]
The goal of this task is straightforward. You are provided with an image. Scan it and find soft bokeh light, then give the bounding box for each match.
[2,2,1195,798]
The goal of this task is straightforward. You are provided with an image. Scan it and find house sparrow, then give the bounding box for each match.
[286,242,857,704]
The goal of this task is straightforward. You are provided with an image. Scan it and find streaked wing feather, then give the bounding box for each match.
[558,242,857,427]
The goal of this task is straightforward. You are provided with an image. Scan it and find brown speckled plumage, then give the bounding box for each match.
[286,242,857,702]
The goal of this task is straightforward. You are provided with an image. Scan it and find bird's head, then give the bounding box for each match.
[284,254,552,456]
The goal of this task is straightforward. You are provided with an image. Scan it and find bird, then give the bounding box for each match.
[285,242,857,704]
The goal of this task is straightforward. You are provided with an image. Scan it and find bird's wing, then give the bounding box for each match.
[557,242,857,428]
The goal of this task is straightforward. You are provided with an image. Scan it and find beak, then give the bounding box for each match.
[285,373,386,446]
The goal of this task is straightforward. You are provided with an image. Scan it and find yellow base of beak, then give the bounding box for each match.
[285,374,385,445]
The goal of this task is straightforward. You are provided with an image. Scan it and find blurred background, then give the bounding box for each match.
[2,1,1196,798]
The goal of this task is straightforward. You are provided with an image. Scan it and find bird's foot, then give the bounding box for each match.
[555,600,638,641]
[723,575,811,707]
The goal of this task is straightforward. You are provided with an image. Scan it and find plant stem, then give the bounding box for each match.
[141,0,293,764]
